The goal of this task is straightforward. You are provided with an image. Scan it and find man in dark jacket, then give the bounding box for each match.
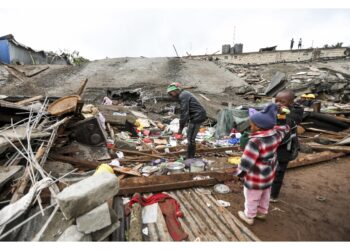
[167,83,207,159]
[271,89,304,202]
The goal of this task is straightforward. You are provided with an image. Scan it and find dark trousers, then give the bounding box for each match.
[186,122,201,159]
[271,161,289,199]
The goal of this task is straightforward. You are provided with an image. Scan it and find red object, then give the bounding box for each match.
[143,129,150,136]
[143,138,152,143]
[127,193,188,241]
[175,134,183,140]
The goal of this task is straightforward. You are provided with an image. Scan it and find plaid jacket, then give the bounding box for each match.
[237,125,290,190]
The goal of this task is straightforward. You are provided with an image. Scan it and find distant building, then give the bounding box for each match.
[0,34,69,65]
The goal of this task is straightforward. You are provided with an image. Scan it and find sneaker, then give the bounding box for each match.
[238,211,254,225]
[270,198,278,203]
[256,212,267,220]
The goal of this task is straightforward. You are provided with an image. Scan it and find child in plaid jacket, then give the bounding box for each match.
[236,103,289,225]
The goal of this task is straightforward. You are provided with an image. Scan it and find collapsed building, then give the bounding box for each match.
[0,45,349,241]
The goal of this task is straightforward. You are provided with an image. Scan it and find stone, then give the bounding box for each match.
[92,208,120,241]
[115,139,137,150]
[331,83,347,91]
[57,172,119,219]
[44,161,74,178]
[235,85,255,95]
[77,203,112,234]
[57,225,91,241]
[307,71,320,76]
[0,165,23,189]
[290,79,302,84]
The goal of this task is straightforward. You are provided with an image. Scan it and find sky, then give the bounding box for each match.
[0,7,349,60]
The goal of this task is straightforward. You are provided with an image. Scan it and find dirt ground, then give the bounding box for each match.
[214,155,350,241]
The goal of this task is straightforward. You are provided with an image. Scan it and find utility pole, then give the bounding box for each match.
[233,25,236,45]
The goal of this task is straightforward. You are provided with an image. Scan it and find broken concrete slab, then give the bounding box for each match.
[235,85,255,95]
[336,73,345,80]
[77,202,111,234]
[92,208,120,241]
[35,209,74,241]
[56,172,119,220]
[57,225,91,241]
[264,72,286,96]
[0,165,23,189]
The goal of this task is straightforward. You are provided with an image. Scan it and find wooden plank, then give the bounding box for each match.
[117,149,163,159]
[305,127,347,137]
[306,143,350,154]
[26,66,49,77]
[76,78,88,97]
[332,115,350,124]
[288,151,346,169]
[15,95,43,106]
[49,154,99,170]
[199,94,211,102]
[128,202,142,241]
[113,167,141,177]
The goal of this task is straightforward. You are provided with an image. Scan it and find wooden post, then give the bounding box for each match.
[128,202,143,241]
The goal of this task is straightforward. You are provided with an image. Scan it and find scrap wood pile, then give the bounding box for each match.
[0,83,256,242]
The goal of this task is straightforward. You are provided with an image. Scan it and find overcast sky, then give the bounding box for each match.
[1,8,349,60]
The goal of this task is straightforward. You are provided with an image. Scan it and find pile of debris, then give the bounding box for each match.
[0,69,349,241]
[0,79,257,242]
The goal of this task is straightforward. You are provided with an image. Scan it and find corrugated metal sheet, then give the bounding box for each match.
[9,42,47,65]
[0,40,10,63]
[146,188,259,241]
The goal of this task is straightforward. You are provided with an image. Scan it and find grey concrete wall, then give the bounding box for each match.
[191,48,348,65]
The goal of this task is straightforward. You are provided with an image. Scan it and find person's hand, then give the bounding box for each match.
[174,133,183,140]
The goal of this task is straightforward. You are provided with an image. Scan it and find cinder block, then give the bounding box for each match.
[57,172,119,219]
[57,225,91,241]
[77,203,111,234]
[92,208,120,241]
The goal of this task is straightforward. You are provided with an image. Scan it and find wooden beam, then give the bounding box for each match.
[128,201,142,241]
[118,171,236,195]
[305,127,347,138]
[332,115,350,124]
[76,78,88,97]
[49,154,99,170]
[288,151,346,169]
[306,143,350,154]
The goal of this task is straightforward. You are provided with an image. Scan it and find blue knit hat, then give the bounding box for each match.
[249,103,278,130]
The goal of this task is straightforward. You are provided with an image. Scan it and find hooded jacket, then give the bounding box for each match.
[178,90,207,131]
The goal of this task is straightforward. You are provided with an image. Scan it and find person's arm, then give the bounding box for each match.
[178,93,190,134]
[274,125,291,141]
[237,140,259,175]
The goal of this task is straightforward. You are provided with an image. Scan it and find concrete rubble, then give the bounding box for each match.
[57,172,119,220]
[0,43,349,241]
[76,202,112,234]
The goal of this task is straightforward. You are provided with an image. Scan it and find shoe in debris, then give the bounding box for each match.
[270,198,279,203]
[255,212,267,220]
[238,211,254,225]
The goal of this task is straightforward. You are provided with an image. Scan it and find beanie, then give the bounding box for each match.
[249,103,278,130]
